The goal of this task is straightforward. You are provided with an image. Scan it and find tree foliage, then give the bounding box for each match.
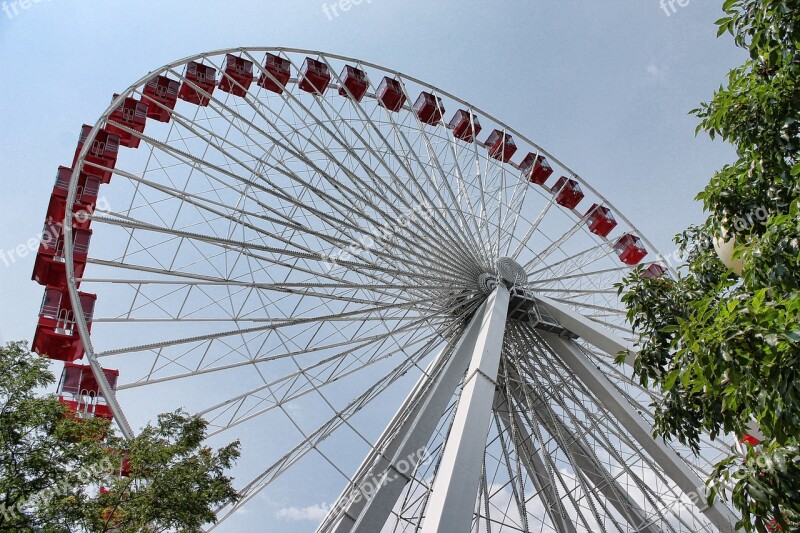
[619,1,800,530]
[0,341,240,532]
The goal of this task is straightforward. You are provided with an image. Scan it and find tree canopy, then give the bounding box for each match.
[619,1,799,530]
[0,341,241,532]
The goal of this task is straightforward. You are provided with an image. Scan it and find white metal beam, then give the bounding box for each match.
[421,286,510,533]
[534,294,637,366]
[540,332,741,533]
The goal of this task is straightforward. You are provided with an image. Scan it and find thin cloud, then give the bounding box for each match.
[275,503,331,521]
[646,64,664,78]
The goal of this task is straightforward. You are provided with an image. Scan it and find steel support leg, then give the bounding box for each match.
[421,286,510,533]
[534,295,637,366]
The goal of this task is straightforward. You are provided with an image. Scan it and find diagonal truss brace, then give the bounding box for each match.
[504,373,661,533]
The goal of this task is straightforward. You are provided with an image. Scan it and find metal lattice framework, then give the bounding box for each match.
[60,47,741,532]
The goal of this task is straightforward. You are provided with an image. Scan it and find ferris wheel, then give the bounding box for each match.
[29,47,742,532]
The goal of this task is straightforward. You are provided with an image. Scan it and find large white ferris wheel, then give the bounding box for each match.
[30,47,742,532]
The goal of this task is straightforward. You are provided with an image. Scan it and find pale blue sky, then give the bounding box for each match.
[0,1,742,530]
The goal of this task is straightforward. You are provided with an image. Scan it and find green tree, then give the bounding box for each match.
[0,341,241,532]
[618,1,799,531]
[0,340,107,530]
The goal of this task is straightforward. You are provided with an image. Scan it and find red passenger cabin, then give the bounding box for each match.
[218,54,254,97]
[551,177,584,209]
[741,434,761,447]
[298,58,331,94]
[117,452,132,477]
[258,53,291,94]
[178,62,217,106]
[31,224,92,289]
[519,153,553,186]
[585,204,617,237]
[32,287,97,362]
[47,166,101,230]
[72,125,120,184]
[106,94,148,148]
[57,362,118,421]
[414,92,445,125]
[338,65,369,101]
[40,170,96,288]
[641,263,667,279]
[485,130,517,162]
[142,75,179,123]
[377,77,406,112]
[448,110,482,142]
[614,234,648,265]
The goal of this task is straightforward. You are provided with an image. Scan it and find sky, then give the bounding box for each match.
[0,1,744,531]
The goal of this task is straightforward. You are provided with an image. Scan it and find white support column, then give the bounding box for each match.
[540,332,741,533]
[421,286,510,533]
[317,300,490,533]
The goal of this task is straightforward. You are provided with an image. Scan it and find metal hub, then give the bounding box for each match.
[496,257,527,286]
[477,273,498,294]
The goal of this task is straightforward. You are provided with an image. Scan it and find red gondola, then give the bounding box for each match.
[414,92,445,125]
[31,225,92,289]
[47,166,101,229]
[72,125,120,184]
[485,130,517,162]
[448,110,482,142]
[338,65,369,101]
[178,61,217,106]
[142,75,179,123]
[585,204,617,237]
[614,234,648,265]
[106,94,148,148]
[519,153,553,185]
[218,54,254,97]
[58,362,118,398]
[377,77,406,112]
[258,53,291,94]
[741,434,761,446]
[32,287,96,362]
[641,263,667,279]
[298,57,331,94]
[551,177,584,209]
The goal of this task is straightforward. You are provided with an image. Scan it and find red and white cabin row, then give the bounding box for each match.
[30,87,151,423]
